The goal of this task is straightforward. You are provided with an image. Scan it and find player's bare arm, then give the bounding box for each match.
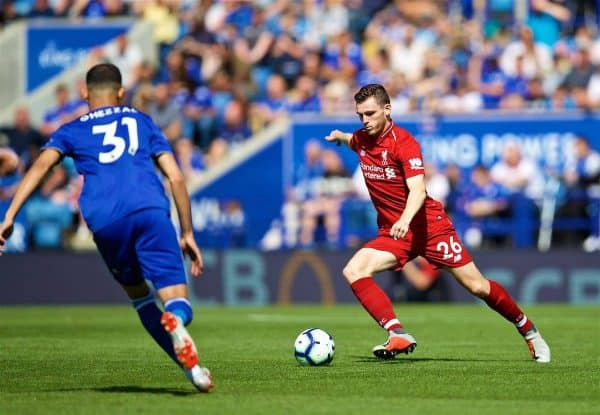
[156,152,204,276]
[0,148,20,177]
[325,130,353,148]
[390,174,426,240]
[0,149,61,252]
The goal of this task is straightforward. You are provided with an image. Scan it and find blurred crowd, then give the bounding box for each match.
[1,0,600,251]
[264,135,600,253]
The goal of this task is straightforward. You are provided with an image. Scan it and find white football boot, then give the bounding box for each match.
[161,311,214,392]
[525,330,551,363]
[372,332,417,360]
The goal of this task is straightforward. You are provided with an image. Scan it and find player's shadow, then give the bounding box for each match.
[94,385,197,396]
[351,355,507,363]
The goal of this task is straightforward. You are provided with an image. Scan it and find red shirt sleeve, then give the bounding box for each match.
[349,130,360,152]
[394,130,425,179]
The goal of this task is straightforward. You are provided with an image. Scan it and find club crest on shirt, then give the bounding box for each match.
[409,157,424,170]
[381,150,388,165]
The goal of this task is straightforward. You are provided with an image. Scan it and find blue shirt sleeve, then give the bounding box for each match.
[42,126,72,156]
[147,117,172,157]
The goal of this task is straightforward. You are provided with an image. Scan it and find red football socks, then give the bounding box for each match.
[484,280,534,335]
[350,277,403,332]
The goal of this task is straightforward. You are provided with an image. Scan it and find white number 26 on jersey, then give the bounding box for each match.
[436,236,463,262]
[93,117,139,163]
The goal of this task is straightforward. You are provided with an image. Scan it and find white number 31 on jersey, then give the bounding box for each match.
[93,117,139,163]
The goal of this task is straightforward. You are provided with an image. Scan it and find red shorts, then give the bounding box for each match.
[363,217,473,270]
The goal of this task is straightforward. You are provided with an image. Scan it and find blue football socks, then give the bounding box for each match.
[132,292,178,364]
[164,297,193,326]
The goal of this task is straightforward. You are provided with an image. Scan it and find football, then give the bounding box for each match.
[293,328,335,366]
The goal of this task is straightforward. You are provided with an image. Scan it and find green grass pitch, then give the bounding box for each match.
[1,304,598,415]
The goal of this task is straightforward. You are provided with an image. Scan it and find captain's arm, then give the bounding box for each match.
[399,174,427,225]
[324,130,353,148]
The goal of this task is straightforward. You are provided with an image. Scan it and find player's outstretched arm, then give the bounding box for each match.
[0,149,61,253]
[325,130,352,148]
[156,152,204,276]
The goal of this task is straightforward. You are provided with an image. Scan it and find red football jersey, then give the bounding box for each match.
[350,122,446,231]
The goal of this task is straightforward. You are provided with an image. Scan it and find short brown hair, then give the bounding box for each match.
[354,84,390,106]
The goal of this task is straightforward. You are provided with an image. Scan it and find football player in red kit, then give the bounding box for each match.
[325,84,550,362]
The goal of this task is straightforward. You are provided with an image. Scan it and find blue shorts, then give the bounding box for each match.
[93,208,187,290]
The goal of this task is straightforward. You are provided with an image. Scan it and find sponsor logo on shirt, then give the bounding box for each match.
[408,157,424,170]
[385,167,396,179]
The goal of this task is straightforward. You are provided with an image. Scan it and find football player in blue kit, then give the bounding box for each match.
[0,63,214,392]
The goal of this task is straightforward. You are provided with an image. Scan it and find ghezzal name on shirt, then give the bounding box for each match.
[79,106,137,122]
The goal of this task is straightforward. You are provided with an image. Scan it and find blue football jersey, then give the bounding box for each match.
[43,106,172,232]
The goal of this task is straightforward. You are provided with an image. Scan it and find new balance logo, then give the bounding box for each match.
[409,158,424,170]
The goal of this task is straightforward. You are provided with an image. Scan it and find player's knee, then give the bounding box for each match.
[342,264,362,284]
[165,297,193,326]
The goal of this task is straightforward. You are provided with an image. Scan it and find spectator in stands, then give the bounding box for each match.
[25,158,77,249]
[500,54,529,110]
[321,31,362,84]
[28,0,55,18]
[562,47,596,91]
[0,147,20,177]
[178,11,226,86]
[444,163,465,217]
[390,256,448,302]
[134,0,180,63]
[459,165,511,248]
[0,147,26,252]
[387,24,429,84]
[41,83,78,136]
[490,140,544,200]
[288,75,321,113]
[525,76,549,109]
[423,162,450,207]
[130,82,154,113]
[321,77,354,114]
[527,0,571,48]
[213,99,252,150]
[478,51,507,109]
[0,107,45,169]
[299,149,352,247]
[126,60,155,106]
[549,84,576,110]
[266,11,304,86]
[182,83,216,151]
[249,73,289,131]
[232,4,276,98]
[148,82,181,142]
[93,33,143,89]
[500,25,553,80]
[156,49,192,85]
[563,136,600,251]
[173,137,205,181]
[71,0,113,19]
[356,47,391,87]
